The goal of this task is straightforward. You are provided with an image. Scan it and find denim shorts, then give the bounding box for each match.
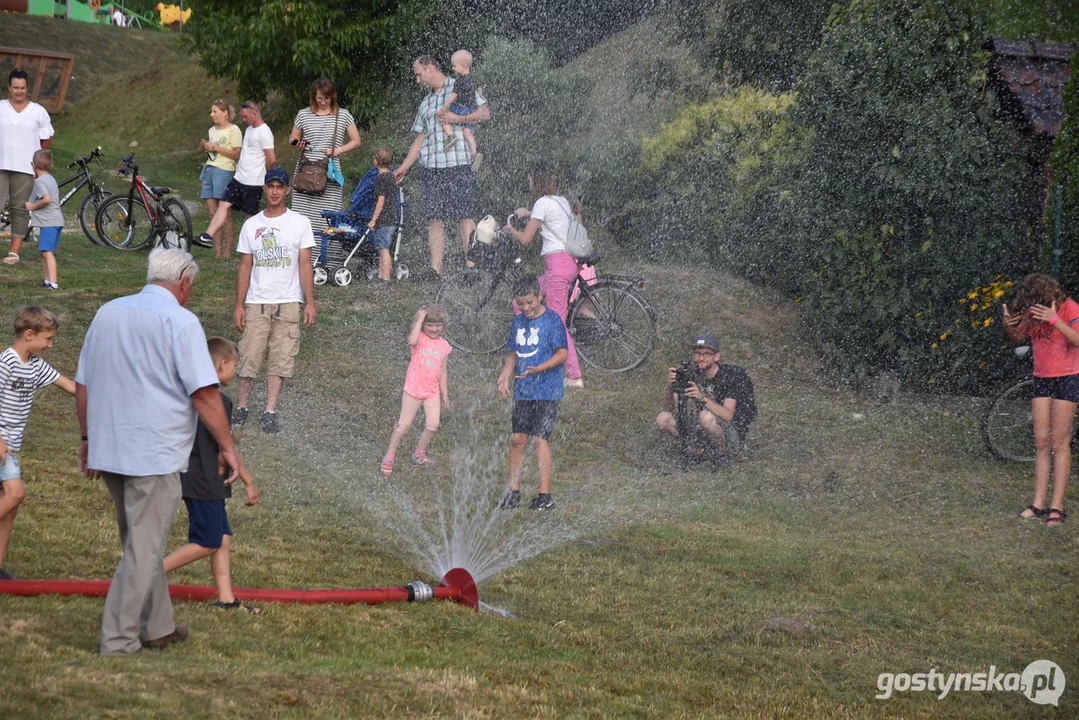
[371,226,394,250]
[0,453,21,482]
[185,498,232,549]
[420,166,474,220]
[449,103,475,130]
[200,165,235,200]
[37,226,61,252]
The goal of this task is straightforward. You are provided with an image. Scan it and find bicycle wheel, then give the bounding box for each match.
[434,268,516,354]
[78,190,113,246]
[568,280,656,372]
[982,379,1035,462]
[156,198,193,251]
[96,195,153,251]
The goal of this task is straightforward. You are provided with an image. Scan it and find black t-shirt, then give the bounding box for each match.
[697,364,757,437]
[452,74,477,108]
[373,171,397,228]
[180,390,232,501]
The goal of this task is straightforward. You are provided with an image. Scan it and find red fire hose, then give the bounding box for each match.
[0,567,478,611]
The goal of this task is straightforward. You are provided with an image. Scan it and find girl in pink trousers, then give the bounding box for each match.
[503,165,585,389]
[381,306,452,476]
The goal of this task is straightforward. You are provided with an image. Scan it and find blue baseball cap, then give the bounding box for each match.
[264,168,290,186]
[691,333,720,352]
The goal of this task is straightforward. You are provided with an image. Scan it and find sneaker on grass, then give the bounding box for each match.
[529,493,555,511]
[232,407,248,427]
[261,411,279,434]
[500,490,521,510]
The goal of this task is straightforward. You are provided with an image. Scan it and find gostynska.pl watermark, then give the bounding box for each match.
[876,660,1065,705]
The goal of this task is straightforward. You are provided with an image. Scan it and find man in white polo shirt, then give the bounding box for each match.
[232,168,317,434]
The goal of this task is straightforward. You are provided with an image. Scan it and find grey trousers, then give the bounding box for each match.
[0,170,33,238]
[99,472,182,655]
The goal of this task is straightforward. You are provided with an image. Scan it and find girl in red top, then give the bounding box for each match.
[1003,274,1077,526]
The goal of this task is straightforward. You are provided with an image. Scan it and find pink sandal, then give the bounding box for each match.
[411,451,429,466]
[380,455,395,476]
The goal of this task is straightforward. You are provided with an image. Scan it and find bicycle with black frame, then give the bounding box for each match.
[0,146,114,246]
[434,214,657,371]
[94,153,193,252]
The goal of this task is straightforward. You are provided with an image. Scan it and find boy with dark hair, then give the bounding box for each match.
[367,147,397,284]
[497,275,568,510]
[164,336,261,612]
[0,307,75,578]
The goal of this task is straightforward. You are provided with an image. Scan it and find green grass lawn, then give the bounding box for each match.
[0,12,1076,719]
[0,228,1075,717]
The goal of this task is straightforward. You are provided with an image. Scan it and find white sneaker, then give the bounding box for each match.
[564,378,584,389]
[471,152,484,173]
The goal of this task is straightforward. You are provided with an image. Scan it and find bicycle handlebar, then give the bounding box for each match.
[67,146,105,169]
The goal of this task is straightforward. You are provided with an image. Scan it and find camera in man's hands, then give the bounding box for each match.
[671,360,699,395]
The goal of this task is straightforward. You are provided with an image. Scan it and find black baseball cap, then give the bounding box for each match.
[691,333,720,352]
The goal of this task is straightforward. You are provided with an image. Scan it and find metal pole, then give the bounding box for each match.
[179,0,183,33]
[1054,184,1063,280]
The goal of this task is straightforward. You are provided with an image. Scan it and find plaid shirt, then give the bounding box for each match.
[411,77,486,169]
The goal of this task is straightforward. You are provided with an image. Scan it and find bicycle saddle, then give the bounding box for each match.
[151,186,171,196]
[579,252,601,266]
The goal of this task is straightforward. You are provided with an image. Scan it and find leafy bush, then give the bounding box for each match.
[789,0,1039,390]
[627,87,809,279]
[470,38,596,215]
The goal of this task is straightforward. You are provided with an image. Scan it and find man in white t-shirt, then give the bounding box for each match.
[111,8,126,27]
[198,100,276,246]
[232,168,316,434]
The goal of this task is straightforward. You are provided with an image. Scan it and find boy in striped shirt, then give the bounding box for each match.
[0,307,75,579]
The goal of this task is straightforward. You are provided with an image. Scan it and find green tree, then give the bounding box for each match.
[670,0,835,89]
[183,0,453,123]
[1051,70,1079,290]
[788,0,1039,389]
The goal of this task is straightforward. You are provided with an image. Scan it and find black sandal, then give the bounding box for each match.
[1018,504,1048,519]
[214,599,263,614]
[1045,508,1068,527]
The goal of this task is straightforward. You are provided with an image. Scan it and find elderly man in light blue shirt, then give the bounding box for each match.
[76,248,244,657]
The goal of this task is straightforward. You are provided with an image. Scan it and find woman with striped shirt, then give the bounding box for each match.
[288,78,361,253]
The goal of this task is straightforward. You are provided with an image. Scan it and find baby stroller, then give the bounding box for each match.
[313,167,409,287]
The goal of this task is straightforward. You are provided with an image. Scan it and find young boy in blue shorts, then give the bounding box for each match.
[25,149,64,290]
[164,337,261,612]
[497,275,568,510]
[0,307,75,578]
[367,146,397,284]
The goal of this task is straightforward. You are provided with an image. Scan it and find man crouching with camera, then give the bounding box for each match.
[656,333,757,463]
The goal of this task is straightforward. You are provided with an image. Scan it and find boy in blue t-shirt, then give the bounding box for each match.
[497,275,568,511]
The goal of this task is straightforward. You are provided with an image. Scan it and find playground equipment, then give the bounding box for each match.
[0,46,74,112]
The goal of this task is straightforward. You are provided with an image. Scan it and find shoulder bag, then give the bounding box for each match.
[293,110,340,195]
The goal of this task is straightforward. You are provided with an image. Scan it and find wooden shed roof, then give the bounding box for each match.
[986,38,1075,137]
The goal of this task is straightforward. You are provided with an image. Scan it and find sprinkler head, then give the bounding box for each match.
[440,568,479,611]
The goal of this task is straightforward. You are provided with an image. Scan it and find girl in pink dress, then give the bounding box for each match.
[381,306,452,476]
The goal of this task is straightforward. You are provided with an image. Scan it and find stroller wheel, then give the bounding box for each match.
[333,267,353,286]
[313,264,329,286]
[396,263,410,281]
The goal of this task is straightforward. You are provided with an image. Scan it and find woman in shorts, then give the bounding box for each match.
[1003,273,1077,526]
[199,99,242,257]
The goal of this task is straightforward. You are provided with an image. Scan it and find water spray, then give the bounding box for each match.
[0,567,478,611]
